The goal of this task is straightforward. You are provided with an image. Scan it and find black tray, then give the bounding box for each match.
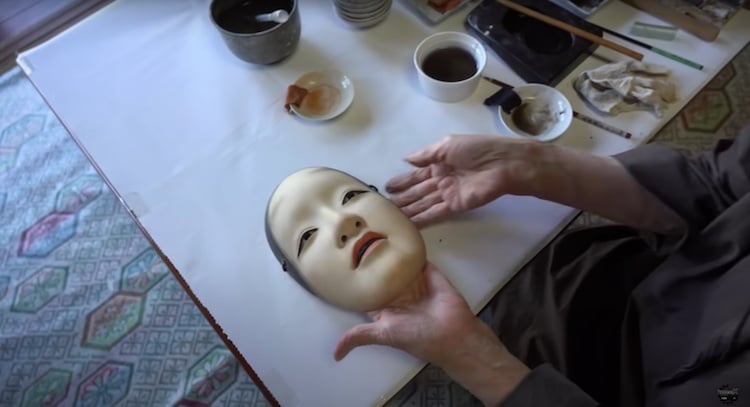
[465,0,603,86]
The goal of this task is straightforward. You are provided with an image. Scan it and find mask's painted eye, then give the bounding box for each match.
[297,228,318,257]
[342,190,369,205]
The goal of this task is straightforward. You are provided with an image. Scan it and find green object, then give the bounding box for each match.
[594,23,704,71]
[630,21,678,41]
[651,47,704,70]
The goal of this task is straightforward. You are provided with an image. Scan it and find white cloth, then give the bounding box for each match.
[573,61,677,117]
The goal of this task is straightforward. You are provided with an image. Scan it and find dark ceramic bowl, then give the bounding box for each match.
[210,0,300,64]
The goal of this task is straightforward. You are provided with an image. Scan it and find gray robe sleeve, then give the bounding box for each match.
[499,129,750,406]
[614,126,750,236]
[500,365,599,407]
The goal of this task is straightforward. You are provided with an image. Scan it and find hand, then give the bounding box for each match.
[386,135,539,227]
[334,263,529,406]
[334,263,480,365]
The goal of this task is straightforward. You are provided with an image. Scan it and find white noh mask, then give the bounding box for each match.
[265,167,426,312]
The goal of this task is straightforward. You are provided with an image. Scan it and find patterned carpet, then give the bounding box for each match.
[0,71,267,406]
[0,41,747,406]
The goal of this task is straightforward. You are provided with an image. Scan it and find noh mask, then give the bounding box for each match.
[265,167,426,312]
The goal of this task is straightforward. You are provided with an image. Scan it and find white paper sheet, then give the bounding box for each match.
[18,0,750,405]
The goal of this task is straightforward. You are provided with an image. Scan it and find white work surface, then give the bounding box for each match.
[18,0,750,405]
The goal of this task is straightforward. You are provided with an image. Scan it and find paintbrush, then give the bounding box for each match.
[588,23,703,70]
[482,76,633,139]
[496,0,644,61]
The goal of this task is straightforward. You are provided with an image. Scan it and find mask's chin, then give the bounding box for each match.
[330,255,426,312]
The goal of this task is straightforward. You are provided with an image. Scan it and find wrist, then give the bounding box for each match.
[502,140,556,198]
[438,319,529,406]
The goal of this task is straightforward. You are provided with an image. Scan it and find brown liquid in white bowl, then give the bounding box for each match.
[421,47,477,82]
[299,85,341,117]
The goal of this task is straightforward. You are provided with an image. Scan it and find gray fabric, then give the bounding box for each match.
[500,364,598,407]
[618,126,750,407]
[487,225,660,406]
[492,126,750,407]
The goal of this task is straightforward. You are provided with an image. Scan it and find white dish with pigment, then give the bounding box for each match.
[498,84,572,142]
[291,70,354,121]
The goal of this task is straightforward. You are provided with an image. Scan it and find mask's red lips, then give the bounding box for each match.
[352,231,385,269]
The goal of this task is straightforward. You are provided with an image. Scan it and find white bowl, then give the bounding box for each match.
[498,84,572,142]
[413,31,487,103]
[290,70,354,121]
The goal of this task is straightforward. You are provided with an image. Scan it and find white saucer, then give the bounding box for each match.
[498,83,572,142]
[290,70,354,121]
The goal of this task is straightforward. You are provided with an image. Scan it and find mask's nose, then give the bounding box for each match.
[334,213,365,248]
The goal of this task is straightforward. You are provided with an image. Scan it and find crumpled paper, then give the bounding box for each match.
[573,61,677,117]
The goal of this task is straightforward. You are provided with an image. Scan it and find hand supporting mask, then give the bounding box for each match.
[265,167,427,312]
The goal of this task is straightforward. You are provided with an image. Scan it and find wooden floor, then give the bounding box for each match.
[0,0,112,73]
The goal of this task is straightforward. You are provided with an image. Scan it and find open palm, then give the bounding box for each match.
[386,135,536,227]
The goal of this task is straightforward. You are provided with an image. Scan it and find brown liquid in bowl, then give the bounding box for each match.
[421,47,477,82]
[299,85,341,117]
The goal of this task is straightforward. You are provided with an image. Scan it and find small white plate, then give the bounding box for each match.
[291,70,354,121]
[498,84,572,142]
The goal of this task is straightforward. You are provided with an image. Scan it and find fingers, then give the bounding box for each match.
[401,190,443,218]
[410,202,451,228]
[333,322,384,361]
[423,262,456,291]
[422,263,472,310]
[385,166,433,194]
[404,137,450,168]
[390,177,440,207]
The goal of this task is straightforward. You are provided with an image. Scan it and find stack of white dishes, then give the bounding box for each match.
[333,0,392,28]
